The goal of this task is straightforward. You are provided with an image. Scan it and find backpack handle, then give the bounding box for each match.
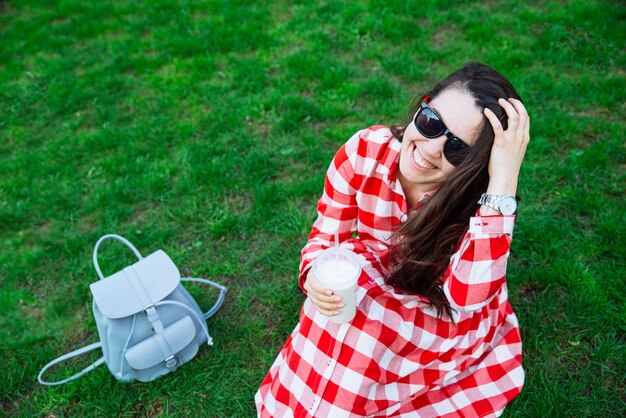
[93,234,143,280]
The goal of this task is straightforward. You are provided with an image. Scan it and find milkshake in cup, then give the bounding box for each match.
[311,241,362,324]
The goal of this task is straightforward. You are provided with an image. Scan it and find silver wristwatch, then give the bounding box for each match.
[478,193,518,215]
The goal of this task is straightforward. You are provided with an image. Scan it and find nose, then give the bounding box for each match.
[421,135,446,160]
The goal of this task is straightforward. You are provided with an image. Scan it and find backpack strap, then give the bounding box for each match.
[37,342,104,386]
[181,278,227,319]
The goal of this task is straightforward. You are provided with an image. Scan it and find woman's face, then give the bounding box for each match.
[398,88,483,197]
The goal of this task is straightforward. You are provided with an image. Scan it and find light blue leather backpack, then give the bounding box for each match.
[38,234,227,385]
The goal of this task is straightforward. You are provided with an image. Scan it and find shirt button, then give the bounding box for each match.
[327,359,332,366]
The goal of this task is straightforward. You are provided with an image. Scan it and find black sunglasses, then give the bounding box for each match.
[413,98,471,166]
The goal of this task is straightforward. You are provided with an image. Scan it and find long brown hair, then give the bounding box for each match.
[386,62,522,319]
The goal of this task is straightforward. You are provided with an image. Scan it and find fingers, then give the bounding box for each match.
[497,98,520,132]
[310,291,344,316]
[304,270,344,316]
[312,297,344,316]
[506,98,530,143]
[483,107,504,136]
[485,98,531,143]
[507,98,528,121]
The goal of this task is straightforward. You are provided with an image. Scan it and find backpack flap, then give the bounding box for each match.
[124,315,197,371]
[90,250,180,319]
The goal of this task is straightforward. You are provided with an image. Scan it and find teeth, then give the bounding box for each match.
[413,147,436,169]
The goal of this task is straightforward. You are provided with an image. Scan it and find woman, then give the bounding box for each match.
[256,62,530,417]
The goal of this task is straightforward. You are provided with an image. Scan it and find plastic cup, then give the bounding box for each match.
[312,246,361,324]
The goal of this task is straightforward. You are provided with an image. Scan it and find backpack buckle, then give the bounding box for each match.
[165,355,177,368]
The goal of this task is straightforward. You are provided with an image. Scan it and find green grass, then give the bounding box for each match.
[1,0,624,416]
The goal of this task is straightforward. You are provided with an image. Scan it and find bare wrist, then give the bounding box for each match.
[486,177,518,196]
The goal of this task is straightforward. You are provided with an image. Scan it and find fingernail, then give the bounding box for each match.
[338,303,344,308]
[334,297,342,302]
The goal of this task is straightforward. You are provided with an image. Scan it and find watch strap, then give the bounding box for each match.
[478,193,516,214]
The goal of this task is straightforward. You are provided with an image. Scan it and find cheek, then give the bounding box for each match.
[400,137,414,160]
[403,122,420,140]
[398,145,414,174]
[440,163,456,179]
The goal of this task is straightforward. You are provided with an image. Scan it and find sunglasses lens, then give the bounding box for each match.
[415,107,445,138]
[444,136,470,166]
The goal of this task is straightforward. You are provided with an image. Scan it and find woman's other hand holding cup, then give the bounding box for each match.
[304,269,344,317]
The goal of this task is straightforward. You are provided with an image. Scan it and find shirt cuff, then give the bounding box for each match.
[469,214,516,235]
[298,264,313,293]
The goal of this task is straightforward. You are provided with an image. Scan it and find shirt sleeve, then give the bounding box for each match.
[298,131,362,291]
[442,213,516,312]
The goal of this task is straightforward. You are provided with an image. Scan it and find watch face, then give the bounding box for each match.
[500,196,517,215]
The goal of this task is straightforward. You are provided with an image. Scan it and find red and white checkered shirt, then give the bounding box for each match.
[255,127,524,417]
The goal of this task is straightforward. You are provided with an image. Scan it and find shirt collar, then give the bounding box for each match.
[375,134,433,209]
[375,135,403,179]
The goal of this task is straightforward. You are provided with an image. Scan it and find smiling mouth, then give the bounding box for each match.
[412,145,437,170]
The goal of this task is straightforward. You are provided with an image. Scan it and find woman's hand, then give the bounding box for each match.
[303,269,344,317]
[483,98,530,196]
